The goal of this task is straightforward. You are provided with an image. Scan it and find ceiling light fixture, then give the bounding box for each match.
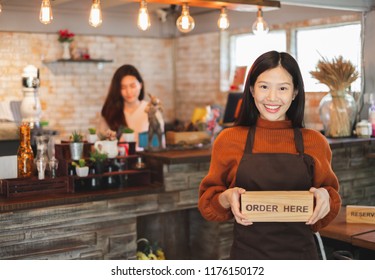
[39,0,53,25]
[252,7,269,35]
[176,3,195,33]
[89,0,103,28]
[217,7,230,30]
[137,0,151,31]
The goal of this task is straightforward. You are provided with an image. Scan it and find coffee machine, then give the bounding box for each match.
[20,64,41,129]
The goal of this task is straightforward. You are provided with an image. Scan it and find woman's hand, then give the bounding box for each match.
[105,129,117,140]
[306,187,330,225]
[219,187,253,226]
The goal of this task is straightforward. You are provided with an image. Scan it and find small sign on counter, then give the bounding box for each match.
[241,191,313,222]
[346,205,375,224]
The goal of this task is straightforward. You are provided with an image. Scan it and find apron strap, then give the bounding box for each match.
[244,126,256,154]
[293,128,304,154]
[244,126,304,155]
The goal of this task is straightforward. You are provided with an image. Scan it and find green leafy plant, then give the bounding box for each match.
[120,126,134,134]
[70,130,83,142]
[89,150,108,163]
[72,158,86,167]
[88,128,96,135]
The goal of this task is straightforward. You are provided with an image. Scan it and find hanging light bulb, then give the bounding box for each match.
[217,7,230,30]
[252,8,269,35]
[89,0,102,28]
[39,0,53,25]
[176,3,195,33]
[137,0,151,31]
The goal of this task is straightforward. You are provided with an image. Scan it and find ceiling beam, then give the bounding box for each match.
[127,0,281,11]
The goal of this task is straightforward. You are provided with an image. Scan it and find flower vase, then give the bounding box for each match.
[62,42,71,60]
[319,90,357,138]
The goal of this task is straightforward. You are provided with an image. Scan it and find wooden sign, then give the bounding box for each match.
[346,205,375,224]
[241,191,313,222]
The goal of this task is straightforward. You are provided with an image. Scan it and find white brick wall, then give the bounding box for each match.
[0,31,325,139]
[0,32,175,140]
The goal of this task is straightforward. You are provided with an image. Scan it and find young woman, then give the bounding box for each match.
[98,64,149,145]
[198,51,341,259]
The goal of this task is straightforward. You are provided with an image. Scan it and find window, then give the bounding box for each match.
[296,23,361,92]
[230,31,287,85]
[230,21,361,93]
[232,31,287,67]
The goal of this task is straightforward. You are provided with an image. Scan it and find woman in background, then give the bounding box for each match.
[98,64,148,145]
[198,51,341,259]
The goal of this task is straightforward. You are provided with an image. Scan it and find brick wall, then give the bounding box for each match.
[175,33,226,122]
[0,32,174,140]
[0,31,358,143]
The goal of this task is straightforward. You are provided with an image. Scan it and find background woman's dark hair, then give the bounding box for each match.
[101,64,145,131]
[235,51,305,128]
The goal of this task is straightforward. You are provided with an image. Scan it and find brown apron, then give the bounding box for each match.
[231,126,318,260]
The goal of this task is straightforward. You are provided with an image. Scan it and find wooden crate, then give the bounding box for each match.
[166,131,211,145]
[0,176,71,198]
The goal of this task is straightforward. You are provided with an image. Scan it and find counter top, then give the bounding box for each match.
[1,136,374,213]
[141,148,211,164]
[0,184,162,212]
[327,136,375,147]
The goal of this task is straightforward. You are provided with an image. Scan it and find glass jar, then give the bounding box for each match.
[17,123,34,177]
[319,91,357,138]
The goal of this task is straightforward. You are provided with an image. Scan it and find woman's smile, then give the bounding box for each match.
[264,104,281,113]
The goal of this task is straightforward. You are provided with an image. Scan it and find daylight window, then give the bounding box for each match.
[296,23,361,92]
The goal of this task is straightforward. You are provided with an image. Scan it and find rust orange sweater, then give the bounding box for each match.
[198,118,341,232]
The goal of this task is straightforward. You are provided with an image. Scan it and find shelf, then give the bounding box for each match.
[42,58,113,64]
[72,169,149,179]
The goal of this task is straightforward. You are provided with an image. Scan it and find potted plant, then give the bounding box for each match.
[87,127,98,144]
[89,149,108,174]
[69,130,84,160]
[72,158,89,177]
[120,127,135,142]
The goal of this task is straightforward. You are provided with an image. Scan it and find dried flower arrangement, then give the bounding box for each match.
[310,56,359,137]
[310,56,359,95]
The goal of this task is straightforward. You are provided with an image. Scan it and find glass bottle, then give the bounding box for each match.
[368,94,375,136]
[17,122,34,177]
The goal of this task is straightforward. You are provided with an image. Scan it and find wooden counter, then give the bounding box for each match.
[0,135,374,260]
[352,231,375,251]
[0,148,213,260]
[320,207,375,244]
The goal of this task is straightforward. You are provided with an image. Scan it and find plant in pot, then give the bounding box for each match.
[72,158,89,177]
[87,127,98,144]
[120,126,135,142]
[69,130,84,160]
[89,149,108,174]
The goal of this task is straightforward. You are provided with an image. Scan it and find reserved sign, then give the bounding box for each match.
[241,191,313,222]
[346,205,375,224]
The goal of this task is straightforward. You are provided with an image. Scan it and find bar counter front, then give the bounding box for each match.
[0,137,374,260]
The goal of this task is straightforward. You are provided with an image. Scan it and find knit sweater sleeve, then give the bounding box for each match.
[198,127,244,221]
[303,130,342,232]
